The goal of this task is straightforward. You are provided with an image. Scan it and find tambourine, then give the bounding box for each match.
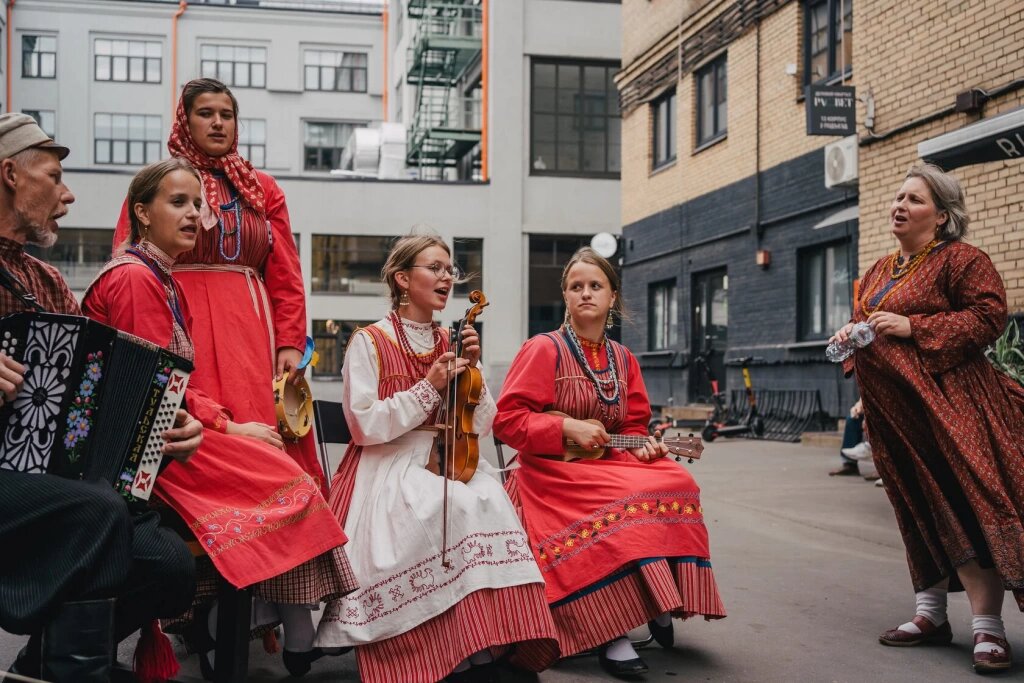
[273,374,313,440]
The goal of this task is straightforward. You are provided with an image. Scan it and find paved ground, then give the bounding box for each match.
[4,437,1022,682]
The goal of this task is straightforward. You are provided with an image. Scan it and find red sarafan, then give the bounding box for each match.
[495,329,726,657]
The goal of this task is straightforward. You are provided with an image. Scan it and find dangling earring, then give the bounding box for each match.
[398,290,411,307]
[141,224,150,242]
[606,310,614,330]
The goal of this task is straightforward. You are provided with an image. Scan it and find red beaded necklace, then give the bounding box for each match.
[388,310,444,366]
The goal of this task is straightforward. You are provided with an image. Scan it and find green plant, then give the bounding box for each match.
[986,319,1024,386]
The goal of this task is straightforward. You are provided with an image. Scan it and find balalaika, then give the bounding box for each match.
[0,312,193,502]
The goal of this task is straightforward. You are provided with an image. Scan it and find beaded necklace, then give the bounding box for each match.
[217,189,243,262]
[861,239,940,316]
[563,323,620,406]
[388,310,444,367]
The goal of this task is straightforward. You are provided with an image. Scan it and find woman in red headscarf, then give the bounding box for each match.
[112,78,319,480]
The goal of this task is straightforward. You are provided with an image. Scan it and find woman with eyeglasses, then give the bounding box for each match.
[314,233,558,683]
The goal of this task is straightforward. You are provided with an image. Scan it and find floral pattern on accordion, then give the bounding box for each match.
[1,319,79,473]
[63,352,104,458]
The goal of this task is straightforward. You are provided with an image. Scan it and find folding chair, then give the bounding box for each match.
[493,435,655,652]
[312,399,351,495]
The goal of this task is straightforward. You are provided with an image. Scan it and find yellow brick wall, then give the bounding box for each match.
[856,0,1024,310]
[621,0,710,68]
[620,1,840,226]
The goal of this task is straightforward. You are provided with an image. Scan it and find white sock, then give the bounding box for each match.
[898,585,948,633]
[973,615,1007,654]
[452,658,471,673]
[654,611,672,628]
[604,636,639,662]
[469,649,493,666]
[277,603,316,653]
[207,603,218,641]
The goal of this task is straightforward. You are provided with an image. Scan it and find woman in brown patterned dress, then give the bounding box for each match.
[832,163,1024,674]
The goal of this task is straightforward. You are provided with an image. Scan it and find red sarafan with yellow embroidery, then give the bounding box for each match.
[847,240,1024,609]
[495,329,725,657]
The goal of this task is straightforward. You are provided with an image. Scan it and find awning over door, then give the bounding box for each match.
[813,204,859,230]
[918,107,1024,170]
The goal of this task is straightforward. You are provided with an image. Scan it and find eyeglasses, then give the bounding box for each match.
[408,263,464,281]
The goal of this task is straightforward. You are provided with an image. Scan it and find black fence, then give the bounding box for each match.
[726,389,828,442]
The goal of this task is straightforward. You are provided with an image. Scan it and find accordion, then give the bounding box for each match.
[0,312,193,502]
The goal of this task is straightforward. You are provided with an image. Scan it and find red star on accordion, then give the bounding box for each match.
[134,470,153,492]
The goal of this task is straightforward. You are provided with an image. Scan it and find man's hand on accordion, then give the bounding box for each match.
[0,353,25,408]
[161,410,204,463]
[226,420,286,451]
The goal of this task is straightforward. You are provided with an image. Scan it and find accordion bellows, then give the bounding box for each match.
[0,312,193,502]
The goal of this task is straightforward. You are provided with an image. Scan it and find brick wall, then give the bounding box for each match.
[622,148,859,415]
[621,0,712,68]
[620,1,844,226]
[856,0,1024,310]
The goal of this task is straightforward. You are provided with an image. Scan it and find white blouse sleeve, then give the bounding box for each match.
[342,329,442,446]
[472,373,497,437]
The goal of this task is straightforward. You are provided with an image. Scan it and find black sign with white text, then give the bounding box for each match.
[806,84,856,136]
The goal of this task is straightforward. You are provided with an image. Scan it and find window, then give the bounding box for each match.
[304,50,367,92]
[530,59,620,177]
[238,118,266,168]
[25,228,114,290]
[648,280,678,350]
[22,35,56,79]
[312,319,374,377]
[651,89,676,169]
[310,235,396,294]
[304,121,357,171]
[804,0,852,85]
[453,238,483,296]
[95,39,161,83]
[696,55,727,147]
[94,114,162,165]
[528,235,605,339]
[23,110,55,137]
[201,45,266,88]
[798,240,852,341]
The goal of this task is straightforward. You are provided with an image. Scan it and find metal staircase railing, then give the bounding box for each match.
[405,0,482,175]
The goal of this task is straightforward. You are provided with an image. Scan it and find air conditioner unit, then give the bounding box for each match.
[824,135,859,188]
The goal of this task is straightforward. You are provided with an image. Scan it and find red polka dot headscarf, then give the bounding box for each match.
[167,82,265,230]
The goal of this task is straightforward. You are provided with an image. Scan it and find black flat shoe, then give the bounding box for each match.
[283,646,351,677]
[648,618,674,648]
[7,635,41,680]
[597,644,648,679]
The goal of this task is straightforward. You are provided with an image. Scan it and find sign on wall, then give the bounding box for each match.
[806,84,856,136]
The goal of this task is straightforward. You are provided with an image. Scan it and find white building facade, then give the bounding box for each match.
[6,0,622,397]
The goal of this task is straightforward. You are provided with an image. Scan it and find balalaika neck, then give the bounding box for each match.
[567,434,651,450]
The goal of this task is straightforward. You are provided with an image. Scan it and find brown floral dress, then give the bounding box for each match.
[846,240,1024,608]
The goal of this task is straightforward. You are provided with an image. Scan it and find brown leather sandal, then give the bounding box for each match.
[879,616,953,647]
[974,632,1012,674]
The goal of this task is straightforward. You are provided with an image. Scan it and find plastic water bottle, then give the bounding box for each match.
[825,322,876,363]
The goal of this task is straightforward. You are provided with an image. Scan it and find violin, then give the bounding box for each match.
[439,290,488,483]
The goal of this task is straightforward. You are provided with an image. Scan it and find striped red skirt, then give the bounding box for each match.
[549,557,725,655]
[354,584,559,683]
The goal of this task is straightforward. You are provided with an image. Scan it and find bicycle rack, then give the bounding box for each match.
[726,389,826,442]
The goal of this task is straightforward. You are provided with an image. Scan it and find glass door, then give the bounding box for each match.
[690,269,728,402]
